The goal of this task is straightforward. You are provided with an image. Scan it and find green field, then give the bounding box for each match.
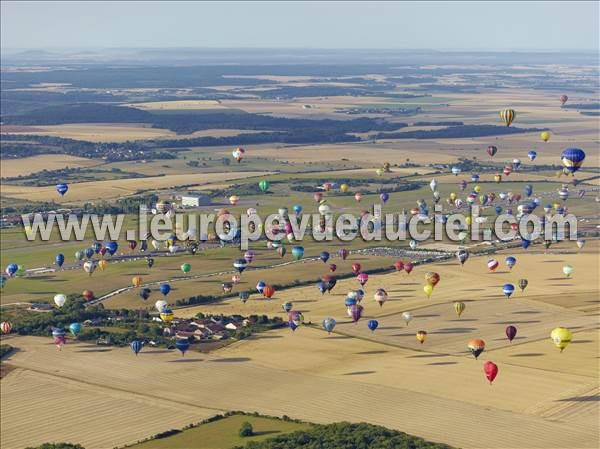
[128,414,311,449]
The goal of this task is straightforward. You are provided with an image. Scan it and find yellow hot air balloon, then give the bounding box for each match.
[376,168,384,177]
[465,216,472,226]
[449,192,457,201]
[423,284,434,298]
[416,330,427,344]
[160,310,174,323]
[500,108,516,127]
[540,131,551,142]
[550,327,572,352]
[494,174,502,183]
[340,184,349,193]
[132,276,143,287]
[383,162,391,172]
[24,225,33,238]
[229,195,240,205]
[98,260,108,271]
[474,185,481,193]
[454,301,466,318]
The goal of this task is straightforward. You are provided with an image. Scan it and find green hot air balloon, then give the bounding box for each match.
[258,180,270,193]
[181,263,191,274]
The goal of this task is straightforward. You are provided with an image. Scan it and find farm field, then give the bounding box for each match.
[0,154,101,178]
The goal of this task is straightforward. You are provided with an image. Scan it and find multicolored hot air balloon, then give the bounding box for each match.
[132,276,143,287]
[487,259,499,272]
[239,291,250,304]
[155,300,168,312]
[373,288,388,307]
[82,290,94,301]
[52,328,66,350]
[503,283,515,298]
[505,256,517,270]
[233,259,248,273]
[500,108,515,127]
[160,309,174,323]
[486,145,498,157]
[528,150,537,161]
[425,271,440,287]
[456,249,469,265]
[484,361,498,385]
[1,321,12,334]
[416,330,427,344]
[56,183,69,196]
[560,94,568,105]
[454,302,466,318]
[468,339,485,359]
[561,148,586,174]
[518,278,528,292]
[350,304,363,323]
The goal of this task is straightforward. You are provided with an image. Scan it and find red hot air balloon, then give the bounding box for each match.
[506,325,517,342]
[404,262,414,275]
[82,290,94,301]
[313,192,323,203]
[394,260,404,271]
[329,263,337,272]
[262,285,275,299]
[351,263,361,275]
[356,272,369,286]
[484,361,498,385]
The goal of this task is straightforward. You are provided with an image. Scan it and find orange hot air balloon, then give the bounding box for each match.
[467,338,486,359]
[262,285,275,299]
[98,259,108,271]
[132,276,143,288]
[416,330,427,344]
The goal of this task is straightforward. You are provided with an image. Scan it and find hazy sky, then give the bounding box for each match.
[2,1,598,51]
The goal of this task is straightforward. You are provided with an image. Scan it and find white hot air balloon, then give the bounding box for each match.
[402,311,413,326]
[155,300,168,313]
[429,179,438,192]
[54,294,67,308]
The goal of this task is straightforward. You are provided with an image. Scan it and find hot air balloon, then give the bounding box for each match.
[156,284,170,297]
[425,271,440,287]
[131,340,143,356]
[291,246,304,261]
[69,322,82,338]
[277,246,286,258]
[380,192,389,204]
[576,239,585,249]
[394,260,404,271]
[139,287,151,301]
[451,166,461,176]
[96,259,107,271]
[454,302,466,318]
[256,281,266,294]
[243,250,256,264]
[368,319,379,332]
[178,263,190,274]
[351,263,361,274]
[146,258,154,269]
[293,204,303,215]
[459,180,468,191]
[55,253,65,268]
[350,304,363,323]
[322,317,336,334]
[262,285,275,299]
[527,150,537,161]
[354,192,363,203]
[505,256,517,270]
[175,337,190,356]
[399,312,412,327]
[313,192,323,203]
[486,145,498,157]
[52,328,66,350]
[409,240,418,250]
[222,282,233,294]
[503,283,515,298]
[500,108,515,127]
[494,174,502,183]
[160,309,174,323]
[318,203,331,216]
[281,302,293,314]
[105,241,118,256]
[404,262,414,275]
[4,263,17,278]
[456,249,469,265]
[540,131,551,142]
[561,148,586,174]
[1,321,12,334]
[231,274,241,285]
[487,259,499,272]
[54,293,66,308]
[468,339,485,359]
[233,259,248,273]
[336,249,348,262]
[506,325,517,342]
[329,263,337,273]
[560,95,568,105]
[155,300,168,313]
[551,327,572,352]
[373,288,388,307]
[56,183,69,196]
[562,264,573,278]
[484,361,498,385]
[318,251,330,263]
[258,180,270,193]
[356,272,369,286]
[232,147,245,162]
[429,179,438,192]
[239,291,250,304]
[423,284,434,298]
[228,195,240,206]
[518,278,528,292]
[416,330,427,344]
[81,290,94,301]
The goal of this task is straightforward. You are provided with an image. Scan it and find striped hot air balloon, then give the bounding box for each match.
[1,321,12,334]
[468,338,486,359]
[500,108,516,127]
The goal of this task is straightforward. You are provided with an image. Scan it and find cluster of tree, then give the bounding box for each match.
[25,444,84,449]
[3,167,146,186]
[0,344,14,359]
[232,422,454,449]
[290,181,423,194]
[562,102,599,110]
[87,193,159,214]
[372,124,541,140]
[412,121,464,126]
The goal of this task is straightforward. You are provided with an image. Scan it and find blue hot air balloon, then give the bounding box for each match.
[471,174,480,183]
[55,253,65,268]
[380,192,389,204]
[495,206,503,215]
[368,319,379,332]
[344,297,357,309]
[521,239,531,249]
[5,263,18,277]
[0,276,7,289]
[175,338,190,356]
[288,319,298,332]
[92,242,102,254]
[528,150,537,161]
[505,256,517,270]
[524,184,533,197]
[291,246,304,260]
[130,340,143,356]
[105,241,118,256]
[319,251,330,263]
[503,283,515,298]
[322,318,336,334]
[69,322,82,338]
[56,183,69,196]
[256,281,266,294]
[561,148,585,174]
[159,283,171,296]
[84,247,94,259]
[293,204,303,215]
[316,281,327,295]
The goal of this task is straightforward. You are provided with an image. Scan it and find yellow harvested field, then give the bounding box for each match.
[0,154,100,178]
[1,171,274,202]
